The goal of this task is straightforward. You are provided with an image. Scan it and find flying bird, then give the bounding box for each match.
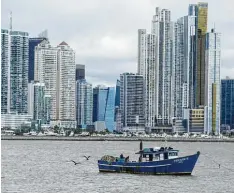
[70,160,81,165]
[83,156,91,160]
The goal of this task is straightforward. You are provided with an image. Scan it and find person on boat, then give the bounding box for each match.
[125,156,129,162]
[120,154,124,159]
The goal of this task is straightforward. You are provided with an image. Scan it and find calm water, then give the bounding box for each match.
[1,140,234,193]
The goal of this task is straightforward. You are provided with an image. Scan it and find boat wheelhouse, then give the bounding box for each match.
[136,146,179,162]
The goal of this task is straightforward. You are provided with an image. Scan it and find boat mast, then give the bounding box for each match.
[139,140,143,162]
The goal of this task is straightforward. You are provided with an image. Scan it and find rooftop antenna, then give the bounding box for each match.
[9,11,12,31]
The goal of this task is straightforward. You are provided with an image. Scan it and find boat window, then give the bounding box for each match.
[169,152,178,156]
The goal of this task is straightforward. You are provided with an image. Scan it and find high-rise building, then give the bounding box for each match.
[28,81,51,124]
[34,40,76,123]
[173,15,196,118]
[195,2,208,107]
[115,79,120,107]
[204,29,221,134]
[33,82,46,123]
[44,95,51,124]
[152,8,174,125]
[10,31,29,114]
[93,86,115,132]
[120,73,144,127]
[28,37,47,82]
[28,81,36,116]
[1,29,10,114]
[76,79,93,127]
[58,42,76,121]
[115,107,122,131]
[34,40,58,120]
[221,78,234,129]
[138,29,157,127]
[138,8,174,127]
[76,64,85,81]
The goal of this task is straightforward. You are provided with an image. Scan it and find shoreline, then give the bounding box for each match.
[1,136,234,142]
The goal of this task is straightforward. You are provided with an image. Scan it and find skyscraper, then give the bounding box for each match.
[28,37,47,82]
[1,29,10,114]
[33,82,46,123]
[138,29,157,127]
[138,8,174,127]
[34,40,58,120]
[34,40,76,123]
[10,31,29,114]
[120,73,144,127]
[93,86,115,132]
[76,79,93,127]
[221,78,234,129]
[195,2,208,107]
[57,41,76,121]
[115,79,120,107]
[173,14,196,118]
[204,29,221,134]
[76,64,85,81]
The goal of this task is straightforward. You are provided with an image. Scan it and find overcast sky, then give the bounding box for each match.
[2,0,234,86]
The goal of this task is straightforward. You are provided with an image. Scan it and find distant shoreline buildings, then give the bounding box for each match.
[1,2,233,134]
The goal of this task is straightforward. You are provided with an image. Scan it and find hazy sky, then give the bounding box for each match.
[2,0,234,86]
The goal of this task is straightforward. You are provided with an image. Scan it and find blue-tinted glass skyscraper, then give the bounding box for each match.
[93,86,115,132]
[115,79,120,107]
[28,37,47,82]
[221,78,234,129]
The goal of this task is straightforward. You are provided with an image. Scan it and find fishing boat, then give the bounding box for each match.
[98,141,200,175]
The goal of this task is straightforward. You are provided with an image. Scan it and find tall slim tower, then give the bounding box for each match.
[204,29,221,135]
[34,40,58,120]
[1,29,10,114]
[137,29,157,127]
[196,2,208,107]
[173,14,196,118]
[76,79,93,127]
[57,41,76,121]
[152,8,174,125]
[10,31,29,114]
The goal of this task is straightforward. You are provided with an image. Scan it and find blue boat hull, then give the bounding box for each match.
[98,151,200,175]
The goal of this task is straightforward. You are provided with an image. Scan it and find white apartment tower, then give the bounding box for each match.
[57,42,76,121]
[138,29,157,127]
[152,8,174,125]
[34,40,76,123]
[34,40,59,120]
[138,8,174,127]
[204,29,221,135]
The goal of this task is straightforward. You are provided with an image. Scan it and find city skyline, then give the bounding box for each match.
[2,0,234,87]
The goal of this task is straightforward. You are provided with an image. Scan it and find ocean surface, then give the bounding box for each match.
[1,140,234,193]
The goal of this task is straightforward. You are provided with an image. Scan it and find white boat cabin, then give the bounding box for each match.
[137,146,179,162]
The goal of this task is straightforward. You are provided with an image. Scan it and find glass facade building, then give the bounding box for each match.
[93,86,115,132]
[76,64,85,81]
[76,79,93,127]
[221,79,234,129]
[10,31,29,114]
[115,79,120,107]
[28,37,47,82]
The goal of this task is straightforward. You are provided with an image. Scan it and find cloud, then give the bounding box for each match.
[2,0,234,86]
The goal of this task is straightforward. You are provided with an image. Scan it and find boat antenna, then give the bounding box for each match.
[164,135,168,147]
